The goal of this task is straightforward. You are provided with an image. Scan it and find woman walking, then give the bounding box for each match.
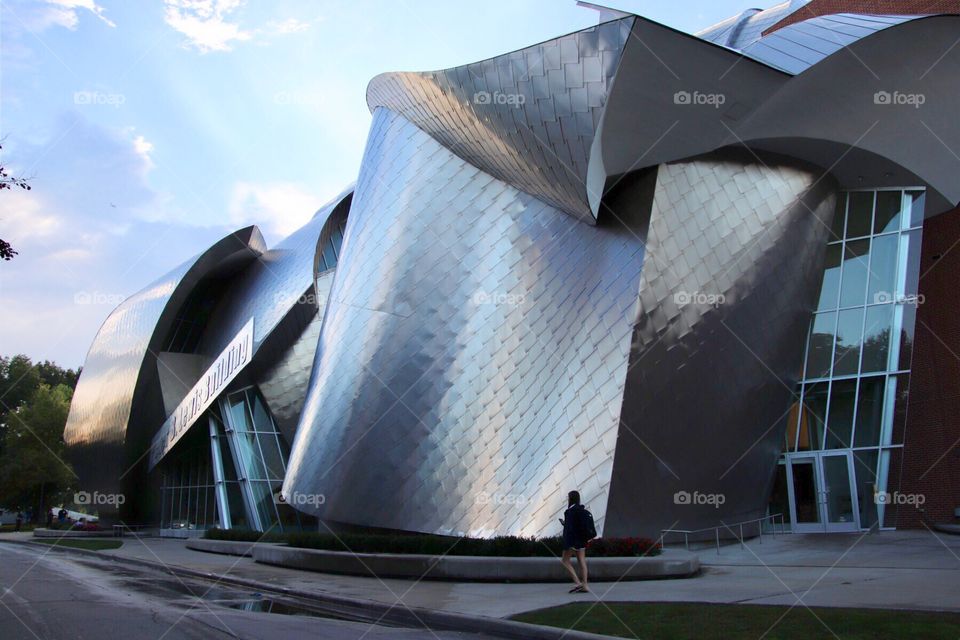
[560,490,595,593]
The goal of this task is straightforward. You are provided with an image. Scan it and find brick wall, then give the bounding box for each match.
[896,205,960,527]
[764,0,960,36]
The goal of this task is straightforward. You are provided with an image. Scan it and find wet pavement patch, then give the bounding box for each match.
[219,597,392,623]
[69,556,404,627]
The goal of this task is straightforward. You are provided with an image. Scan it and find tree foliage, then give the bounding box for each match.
[0,356,79,519]
[0,355,78,430]
[35,360,80,390]
[0,141,31,262]
[0,355,40,427]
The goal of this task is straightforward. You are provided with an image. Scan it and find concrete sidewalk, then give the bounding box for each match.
[5,528,960,617]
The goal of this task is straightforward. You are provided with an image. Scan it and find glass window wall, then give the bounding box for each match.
[218,386,303,533]
[779,188,924,531]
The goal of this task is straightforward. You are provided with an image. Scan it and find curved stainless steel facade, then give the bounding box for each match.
[257,277,329,445]
[734,15,960,213]
[283,109,835,537]
[65,1,960,535]
[63,227,266,514]
[197,188,353,359]
[606,155,836,536]
[63,188,353,520]
[284,108,652,537]
[696,0,809,47]
[695,3,921,75]
[367,17,633,223]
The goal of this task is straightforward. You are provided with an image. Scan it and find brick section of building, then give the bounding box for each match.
[896,205,960,528]
[764,0,960,36]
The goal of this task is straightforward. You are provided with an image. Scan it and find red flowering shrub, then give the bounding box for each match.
[587,537,661,557]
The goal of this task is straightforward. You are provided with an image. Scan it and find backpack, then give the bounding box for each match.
[581,507,597,540]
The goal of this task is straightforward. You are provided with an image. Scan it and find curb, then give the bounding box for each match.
[186,538,261,557]
[1,539,619,640]
[32,527,115,539]
[932,523,960,536]
[254,544,699,582]
[189,537,700,582]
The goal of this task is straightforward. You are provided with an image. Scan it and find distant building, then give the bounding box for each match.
[64,1,960,537]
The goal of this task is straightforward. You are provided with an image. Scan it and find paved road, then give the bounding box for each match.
[0,544,496,640]
[58,530,960,617]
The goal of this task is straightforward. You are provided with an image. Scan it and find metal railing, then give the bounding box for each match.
[661,513,788,555]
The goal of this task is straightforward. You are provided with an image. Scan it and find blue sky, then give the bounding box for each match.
[0,0,752,368]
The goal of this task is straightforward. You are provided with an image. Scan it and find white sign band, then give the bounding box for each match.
[148,318,254,470]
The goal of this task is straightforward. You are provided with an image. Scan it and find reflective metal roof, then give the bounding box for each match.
[197,186,353,359]
[692,1,947,74]
[64,227,266,451]
[696,1,809,49]
[739,13,920,74]
[366,17,634,223]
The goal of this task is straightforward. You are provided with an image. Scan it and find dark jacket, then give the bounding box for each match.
[562,504,592,549]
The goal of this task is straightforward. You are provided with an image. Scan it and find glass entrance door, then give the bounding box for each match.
[787,452,860,532]
[820,453,858,531]
[788,457,821,529]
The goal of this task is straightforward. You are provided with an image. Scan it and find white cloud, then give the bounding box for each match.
[163,1,314,53]
[228,181,322,239]
[46,247,94,261]
[163,0,252,52]
[33,6,80,30]
[42,0,115,29]
[132,135,153,156]
[2,0,114,32]
[132,135,155,171]
[0,115,234,368]
[0,188,61,239]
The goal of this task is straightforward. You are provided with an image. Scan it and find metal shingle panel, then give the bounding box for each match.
[366,18,634,223]
[739,13,921,74]
[284,109,649,537]
[197,188,353,360]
